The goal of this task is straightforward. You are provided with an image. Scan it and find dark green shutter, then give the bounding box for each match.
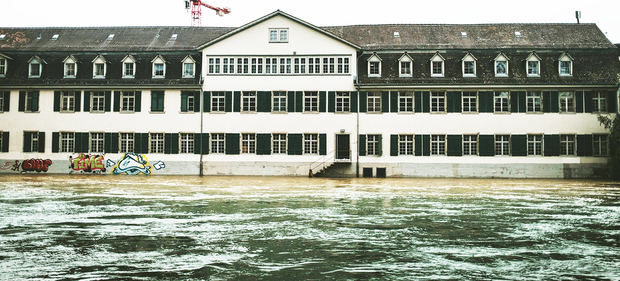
[447,91,462,113]
[414,91,422,113]
[75,132,89,153]
[350,91,358,112]
[104,91,111,112]
[319,134,326,155]
[511,92,525,113]
[381,91,389,113]
[422,91,430,113]
[447,135,462,156]
[377,135,382,156]
[319,91,326,112]
[543,91,551,113]
[422,135,430,156]
[328,91,335,112]
[134,91,141,112]
[359,91,367,112]
[193,92,200,112]
[23,132,32,152]
[287,134,302,155]
[83,91,90,112]
[165,133,179,154]
[133,133,143,153]
[256,134,271,155]
[390,135,398,156]
[74,91,81,112]
[390,91,398,112]
[137,133,149,154]
[113,91,120,112]
[576,91,584,113]
[295,91,303,112]
[201,133,210,154]
[584,91,593,113]
[359,135,366,156]
[53,91,61,112]
[577,135,593,156]
[511,135,527,156]
[479,135,495,156]
[52,132,59,153]
[203,91,210,112]
[180,92,188,112]
[18,91,25,112]
[225,91,233,112]
[608,91,618,113]
[105,133,118,153]
[544,134,560,156]
[193,133,202,154]
[479,91,494,113]
[287,91,295,113]
[31,92,39,112]
[258,91,271,112]
[37,132,45,152]
[550,91,559,113]
[150,91,164,112]
[233,91,241,112]
[415,134,422,156]
[2,92,9,112]
[225,133,239,154]
[1,132,9,152]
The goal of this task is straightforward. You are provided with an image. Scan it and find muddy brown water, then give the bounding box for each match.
[0,175,619,280]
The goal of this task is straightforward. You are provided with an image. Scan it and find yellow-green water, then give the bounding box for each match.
[0,175,619,280]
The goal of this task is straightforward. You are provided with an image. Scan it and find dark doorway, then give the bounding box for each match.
[336,134,350,160]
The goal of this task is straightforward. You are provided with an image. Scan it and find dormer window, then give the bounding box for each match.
[494,53,509,77]
[462,53,477,77]
[63,55,77,78]
[398,53,413,77]
[367,53,382,77]
[526,52,541,77]
[430,52,445,77]
[28,56,44,78]
[181,55,196,78]
[92,55,107,79]
[558,53,573,77]
[121,55,136,78]
[0,56,7,77]
[269,28,288,43]
[151,55,166,78]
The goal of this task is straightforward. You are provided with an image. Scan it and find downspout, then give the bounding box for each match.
[355,51,363,178]
[199,76,204,177]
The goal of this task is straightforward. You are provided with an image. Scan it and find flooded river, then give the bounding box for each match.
[0,175,619,280]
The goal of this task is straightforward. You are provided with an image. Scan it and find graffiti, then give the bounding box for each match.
[70,154,106,174]
[106,153,165,175]
[0,160,21,172]
[21,159,53,173]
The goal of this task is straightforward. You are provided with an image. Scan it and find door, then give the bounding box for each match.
[336,134,350,160]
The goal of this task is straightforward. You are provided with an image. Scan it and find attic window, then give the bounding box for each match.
[107,34,115,40]
[393,32,400,38]
[461,32,467,38]
[0,34,5,40]
[51,34,59,40]
[514,31,522,38]
[170,34,178,41]
[36,33,42,40]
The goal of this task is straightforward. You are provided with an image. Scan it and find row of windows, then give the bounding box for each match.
[207,56,350,75]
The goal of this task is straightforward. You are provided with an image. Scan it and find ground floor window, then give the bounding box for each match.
[463,134,477,155]
[90,132,104,153]
[272,133,286,154]
[593,134,609,156]
[211,133,225,154]
[431,135,446,155]
[120,133,134,153]
[495,135,510,156]
[527,134,543,156]
[150,133,164,154]
[241,133,256,154]
[180,133,194,154]
[560,134,575,156]
[60,132,75,153]
[398,134,413,155]
[304,133,318,154]
[367,134,381,156]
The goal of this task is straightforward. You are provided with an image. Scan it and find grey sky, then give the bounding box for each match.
[2,0,619,43]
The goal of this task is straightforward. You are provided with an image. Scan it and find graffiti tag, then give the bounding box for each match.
[107,153,165,175]
[70,154,105,173]
[0,160,21,172]
[21,159,53,173]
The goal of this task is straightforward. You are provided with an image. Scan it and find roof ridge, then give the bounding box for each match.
[0,26,234,30]
[322,23,596,28]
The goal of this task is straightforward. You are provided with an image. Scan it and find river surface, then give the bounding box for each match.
[0,175,618,280]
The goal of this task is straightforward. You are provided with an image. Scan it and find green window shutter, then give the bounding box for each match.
[53,91,61,112]
[31,92,39,112]
[319,134,327,155]
[74,91,81,112]
[543,91,551,113]
[359,135,366,156]
[422,91,430,113]
[256,133,271,155]
[577,135,593,156]
[225,91,233,112]
[164,133,179,154]
[1,132,9,152]
[544,134,560,156]
[518,92,526,113]
[258,91,271,112]
[201,133,210,154]
[479,91,494,113]
[295,91,303,112]
[575,91,584,113]
[105,133,118,153]
[150,91,164,112]
[287,91,295,113]
[377,135,382,156]
[52,132,59,153]
[132,133,141,153]
[203,91,210,113]
[104,91,112,112]
[37,132,45,152]
[139,133,149,154]
[511,135,527,156]
[113,91,120,112]
[83,91,91,112]
[2,92,9,112]
[447,135,462,156]
[415,134,422,156]
[319,91,326,112]
[350,91,358,112]
[359,91,367,112]
[23,132,32,152]
[390,135,398,156]
[511,92,525,113]
[390,91,398,112]
[287,134,302,155]
[193,92,200,112]
[233,91,241,112]
[414,91,423,113]
[180,91,188,112]
[381,91,389,113]
[225,133,240,155]
[550,91,559,113]
[18,91,25,112]
[193,133,202,154]
[478,135,495,156]
[422,135,430,156]
[134,91,142,112]
[608,91,618,113]
[584,91,594,113]
[328,91,335,112]
[75,132,89,153]
[447,91,462,113]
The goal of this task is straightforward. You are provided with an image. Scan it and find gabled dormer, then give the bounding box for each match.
[92,55,107,79]
[151,55,166,78]
[461,52,477,77]
[494,52,510,77]
[28,56,46,78]
[181,55,196,78]
[121,55,136,79]
[62,55,78,78]
[558,52,573,77]
[398,52,413,77]
[0,53,11,78]
[526,52,542,77]
[430,52,445,77]
[367,53,382,78]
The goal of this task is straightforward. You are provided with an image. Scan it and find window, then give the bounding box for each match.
[272,134,286,154]
[527,134,543,156]
[209,58,215,74]
[559,53,573,76]
[336,92,350,113]
[90,132,104,153]
[526,91,542,113]
[29,57,42,78]
[593,92,608,113]
[272,91,287,112]
[494,91,510,112]
[463,135,478,156]
[26,132,39,152]
[121,55,135,78]
[337,58,343,74]
[294,58,299,74]
[60,91,76,112]
[257,58,263,73]
[0,94,4,112]
[431,91,446,112]
[182,56,195,78]
[120,133,134,153]
[304,91,318,112]
[180,133,194,153]
[242,91,256,112]
[323,58,328,73]
[252,58,257,74]
[368,54,381,77]
[185,94,195,112]
[300,58,306,74]
[92,55,106,79]
[269,28,288,43]
[329,58,335,73]
[121,91,135,112]
[593,135,609,156]
[367,134,381,156]
[430,53,445,77]
[90,92,105,112]
[23,91,39,112]
[462,92,477,113]
[223,57,234,74]
[308,58,315,74]
[495,135,510,156]
[211,92,225,112]
[211,133,225,154]
[399,54,413,77]
[151,91,165,112]
[60,132,75,153]
[303,133,318,154]
[313,57,321,73]
[399,91,413,112]
[344,57,350,74]
[286,58,291,73]
[462,53,476,77]
[367,92,381,112]
[241,133,256,154]
[560,134,576,156]
[494,53,509,77]
[399,135,414,155]
[431,135,446,155]
[151,55,166,78]
[526,53,541,77]
[0,58,6,77]
[559,92,575,113]
[63,56,77,78]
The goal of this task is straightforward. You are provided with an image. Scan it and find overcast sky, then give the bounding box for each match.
[2,0,619,43]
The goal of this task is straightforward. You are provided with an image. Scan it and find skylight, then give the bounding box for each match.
[171,34,178,41]
[514,31,523,37]
[0,34,5,40]
[51,34,59,40]
[107,34,115,40]
[393,32,400,38]
[36,33,42,40]
[461,32,467,38]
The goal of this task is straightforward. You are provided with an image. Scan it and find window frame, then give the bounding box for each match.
[0,57,6,77]
[63,56,77,79]
[494,91,510,113]
[526,53,541,77]
[90,91,105,113]
[430,134,446,156]
[430,91,446,113]
[151,56,166,78]
[398,134,414,155]
[92,55,107,79]
[60,132,75,153]
[303,133,319,155]
[367,54,382,77]
[526,91,542,113]
[461,53,477,77]
[268,28,289,43]
[559,91,575,113]
[461,91,478,113]
[462,134,478,156]
[119,132,134,153]
[558,54,573,77]
[210,133,225,154]
[593,92,608,113]
[242,91,257,112]
[272,91,287,112]
[367,92,382,113]
[60,91,76,112]
[430,53,445,77]
[398,91,414,113]
[28,58,42,78]
[367,134,381,156]
[182,56,196,78]
[241,133,256,154]
[211,92,226,112]
[272,133,287,154]
[593,134,609,157]
[120,91,136,113]
[560,134,576,156]
[304,91,319,112]
[527,134,543,156]
[122,55,136,79]
[335,92,350,113]
[494,134,511,156]
[89,132,104,153]
[180,133,194,154]
[398,53,413,78]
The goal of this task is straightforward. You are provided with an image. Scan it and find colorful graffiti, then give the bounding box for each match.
[21,159,53,173]
[106,153,165,175]
[70,154,106,174]
[0,160,21,172]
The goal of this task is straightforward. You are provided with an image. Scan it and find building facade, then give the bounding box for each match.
[0,11,618,177]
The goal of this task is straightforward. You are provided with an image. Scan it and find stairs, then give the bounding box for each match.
[310,162,352,178]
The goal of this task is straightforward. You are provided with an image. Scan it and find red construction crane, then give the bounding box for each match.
[184,0,230,26]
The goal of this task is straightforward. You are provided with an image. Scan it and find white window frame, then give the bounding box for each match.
[0,57,6,77]
[462,91,478,113]
[495,135,510,156]
[461,53,477,77]
[241,133,256,154]
[494,91,510,113]
[242,91,256,112]
[559,91,575,113]
[430,53,445,77]
[367,92,382,113]
[272,133,287,154]
[560,134,576,156]
[527,134,543,156]
[593,92,608,113]
[367,54,382,77]
[593,134,609,157]
[431,135,446,156]
[151,55,166,78]
[63,56,77,79]
[304,91,318,112]
[494,53,509,77]
[463,134,478,156]
[430,91,446,113]
[367,134,381,156]
[398,53,413,77]
[398,134,414,155]
[526,91,542,113]
[90,91,105,113]
[60,91,76,112]
[272,91,287,112]
[303,133,319,155]
[180,133,194,154]
[28,57,43,78]
[526,52,541,77]
[121,91,136,112]
[269,28,289,43]
[558,53,573,77]
[211,92,225,112]
[121,55,136,79]
[211,133,225,154]
[398,91,413,113]
[92,55,107,79]
[182,56,196,78]
[335,92,350,113]
[119,132,134,153]
[89,132,104,153]
[60,132,75,153]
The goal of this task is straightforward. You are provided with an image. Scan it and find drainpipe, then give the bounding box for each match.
[199,76,204,177]
[355,51,363,178]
